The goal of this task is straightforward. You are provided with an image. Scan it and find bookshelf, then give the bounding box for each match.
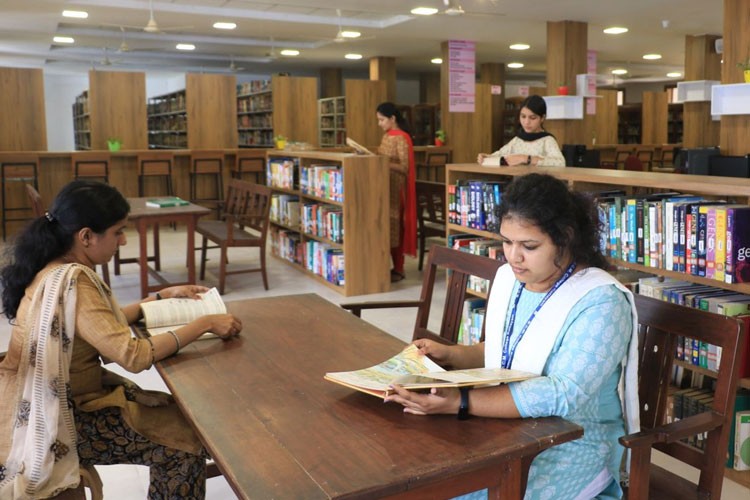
[73,90,91,150]
[446,163,750,487]
[502,96,524,146]
[618,104,642,144]
[266,150,389,296]
[667,102,684,144]
[318,96,346,147]
[412,103,438,146]
[147,89,187,149]
[237,79,273,148]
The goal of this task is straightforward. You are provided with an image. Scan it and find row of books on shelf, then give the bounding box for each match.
[237,94,272,112]
[320,116,345,129]
[267,158,297,189]
[320,130,347,147]
[457,298,485,346]
[270,194,300,227]
[148,93,185,115]
[596,194,750,285]
[301,203,343,244]
[319,98,344,115]
[239,114,272,129]
[447,180,505,232]
[239,130,273,147]
[270,228,346,287]
[448,234,506,296]
[237,80,271,96]
[300,165,343,202]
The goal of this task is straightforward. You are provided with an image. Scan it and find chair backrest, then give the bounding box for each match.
[233,150,266,174]
[25,184,44,217]
[71,152,110,180]
[636,148,654,170]
[622,294,745,499]
[223,179,272,239]
[412,245,504,344]
[137,151,173,176]
[191,150,224,174]
[0,153,40,180]
[416,181,446,228]
[425,152,450,166]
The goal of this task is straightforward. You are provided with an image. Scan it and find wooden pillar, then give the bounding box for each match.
[545,21,588,145]
[641,91,668,144]
[419,72,440,104]
[320,68,342,98]
[720,0,750,156]
[369,57,396,102]
[0,67,47,151]
[683,35,722,148]
[479,63,506,151]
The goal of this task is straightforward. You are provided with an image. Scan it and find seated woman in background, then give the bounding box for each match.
[0,180,242,499]
[477,95,565,167]
[386,173,639,500]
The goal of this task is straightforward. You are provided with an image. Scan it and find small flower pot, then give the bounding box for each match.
[275,140,286,150]
[557,86,569,96]
[744,70,750,83]
[107,140,121,152]
[435,139,444,147]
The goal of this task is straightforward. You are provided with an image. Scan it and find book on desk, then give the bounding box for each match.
[145,196,190,208]
[139,287,225,338]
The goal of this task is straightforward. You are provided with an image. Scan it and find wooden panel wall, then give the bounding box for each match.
[186,73,238,149]
[442,83,493,163]
[369,57,396,102]
[345,79,388,148]
[685,35,722,81]
[720,0,750,156]
[419,72,440,104]
[89,70,147,150]
[320,68,342,98]
[0,67,47,151]
[271,75,318,146]
[684,102,720,148]
[641,91,668,144]
[594,90,618,145]
[682,35,721,148]
[479,63,505,152]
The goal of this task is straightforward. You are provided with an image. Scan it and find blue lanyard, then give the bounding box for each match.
[501,262,577,369]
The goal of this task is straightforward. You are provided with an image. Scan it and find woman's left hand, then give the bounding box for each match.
[157,285,209,300]
[505,154,529,166]
[384,384,460,415]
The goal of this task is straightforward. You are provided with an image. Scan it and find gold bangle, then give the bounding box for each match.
[166,330,181,355]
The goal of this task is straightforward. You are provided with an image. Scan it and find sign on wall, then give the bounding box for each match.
[448,40,475,113]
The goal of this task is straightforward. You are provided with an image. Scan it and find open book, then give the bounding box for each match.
[140,287,225,337]
[325,344,537,399]
[346,137,375,156]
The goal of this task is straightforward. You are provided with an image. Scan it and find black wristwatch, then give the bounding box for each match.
[526,155,532,165]
[458,387,471,420]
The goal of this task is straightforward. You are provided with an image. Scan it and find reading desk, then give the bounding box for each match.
[151,294,583,499]
[127,197,210,298]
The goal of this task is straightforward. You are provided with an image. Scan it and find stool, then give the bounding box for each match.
[137,151,174,197]
[190,150,224,216]
[1,153,39,240]
[72,152,110,183]
[232,149,266,185]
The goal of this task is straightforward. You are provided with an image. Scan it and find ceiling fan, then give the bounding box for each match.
[331,9,374,43]
[228,56,246,72]
[117,0,193,34]
[440,0,505,18]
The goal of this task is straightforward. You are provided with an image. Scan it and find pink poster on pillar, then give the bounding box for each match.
[586,49,597,115]
[448,40,475,113]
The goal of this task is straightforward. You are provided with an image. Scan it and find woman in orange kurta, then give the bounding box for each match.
[376,102,417,282]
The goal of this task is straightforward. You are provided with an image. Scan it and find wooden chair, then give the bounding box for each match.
[635,147,655,171]
[620,294,745,500]
[196,179,272,294]
[341,245,503,345]
[24,184,111,286]
[71,152,110,183]
[136,151,174,197]
[232,149,266,184]
[601,146,634,170]
[417,151,450,182]
[416,180,446,271]
[656,146,676,170]
[1,153,39,240]
[189,150,224,217]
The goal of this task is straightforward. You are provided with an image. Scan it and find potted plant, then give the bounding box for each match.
[738,58,750,83]
[434,129,446,147]
[274,134,287,149]
[557,83,569,96]
[107,137,122,152]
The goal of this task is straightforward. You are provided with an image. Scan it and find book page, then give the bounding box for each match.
[392,367,537,389]
[140,287,226,329]
[481,155,501,167]
[346,137,374,156]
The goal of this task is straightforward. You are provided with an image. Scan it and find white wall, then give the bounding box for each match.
[43,73,88,151]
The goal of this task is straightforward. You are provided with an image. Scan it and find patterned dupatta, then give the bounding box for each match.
[387,128,417,256]
[0,264,112,499]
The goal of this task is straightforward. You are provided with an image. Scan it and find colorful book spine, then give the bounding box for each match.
[725,206,750,284]
[714,206,729,282]
[705,206,717,279]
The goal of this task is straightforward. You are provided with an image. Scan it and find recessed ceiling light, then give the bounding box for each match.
[431,58,443,64]
[62,10,88,19]
[603,26,628,35]
[213,22,237,30]
[340,31,361,39]
[176,43,195,51]
[345,53,363,60]
[280,49,300,56]
[509,43,530,51]
[53,36,75,44]
[411,7,439,15]
[643,53,662,60]
[508,62,524,69]
[611,68,628,75]
[667,72,682,78]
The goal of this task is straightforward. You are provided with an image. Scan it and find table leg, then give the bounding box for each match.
[185,216,196,284]
[138,219,149,298]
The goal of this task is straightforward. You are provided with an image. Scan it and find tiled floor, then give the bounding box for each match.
[0,227,747,499]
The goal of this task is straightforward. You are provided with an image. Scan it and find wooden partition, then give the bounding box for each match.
[641,91,668,144]
[271,75,318,147]
[345,79,388,148]
[441,83,493,163]
[0,67,47,151]
[593,90,618,145]
[89,70,147,150]
[186,73,238,149]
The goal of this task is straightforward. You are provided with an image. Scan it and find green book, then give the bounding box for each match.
[145,197,189,208]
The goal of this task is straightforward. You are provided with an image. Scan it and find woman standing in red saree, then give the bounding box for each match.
[376,102,417,282]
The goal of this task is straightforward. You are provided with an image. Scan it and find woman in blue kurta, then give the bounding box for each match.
[386,173,639,499]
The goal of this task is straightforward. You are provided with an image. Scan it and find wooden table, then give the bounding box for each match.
[127,198,211,298]
[153,294,583,499]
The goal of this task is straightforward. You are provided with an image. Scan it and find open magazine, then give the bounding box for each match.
[346,137,375,155]
[325,344,537,399]
[140,287,226,338]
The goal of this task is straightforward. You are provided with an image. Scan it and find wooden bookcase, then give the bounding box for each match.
[344,79,388,150]
[642,91,668,145]
[318,96,346,147]
[412,103,438,146]
[73,90,91,150]
[0,67,47,151]
[266,150,389,296]
[148,89,187,149]
[617,104,642,144]
[237,79,273,148]
[667,102,684,144]
[445,163,750,488]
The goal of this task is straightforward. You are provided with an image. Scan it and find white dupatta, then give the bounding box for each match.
[0,264,112,499]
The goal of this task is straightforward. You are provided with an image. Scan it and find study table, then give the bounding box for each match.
[126,198,210,298]
[152,294,583,499]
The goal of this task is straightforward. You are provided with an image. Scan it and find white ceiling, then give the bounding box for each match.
[0,0,724,82]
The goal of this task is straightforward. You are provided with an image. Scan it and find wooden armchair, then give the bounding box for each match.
[601,146,634,170]
[416,181,446,271]
[621,294,745,499]
[341,245,503,345]
[196,179,272,294]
